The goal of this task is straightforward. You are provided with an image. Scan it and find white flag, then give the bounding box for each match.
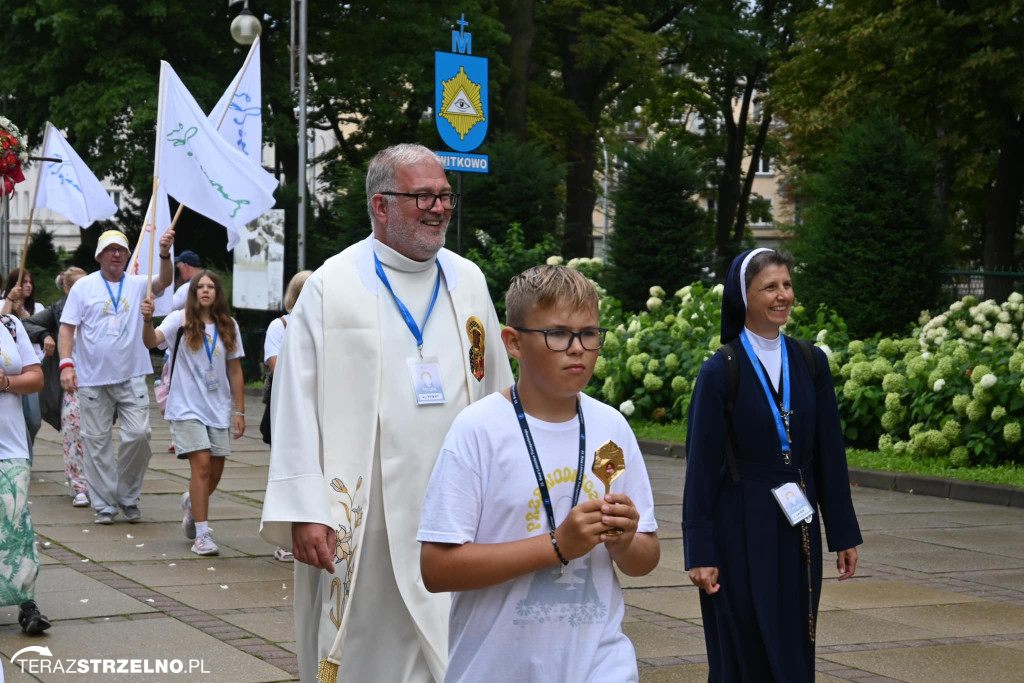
[128,186,175,315]
[35,122,118,228]
[210,37,262,165]
[156,61,278,249]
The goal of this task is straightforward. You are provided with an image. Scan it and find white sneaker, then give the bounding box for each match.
[181,492,195,540]
[191,531,219,556]
[72,492,89,507]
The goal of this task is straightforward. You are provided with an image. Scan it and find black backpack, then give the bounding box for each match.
[717,335,818,483]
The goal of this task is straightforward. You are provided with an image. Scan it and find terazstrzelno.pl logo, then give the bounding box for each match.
[9,645,210,675]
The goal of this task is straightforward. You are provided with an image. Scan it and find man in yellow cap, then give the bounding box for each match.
[58,229,175,524]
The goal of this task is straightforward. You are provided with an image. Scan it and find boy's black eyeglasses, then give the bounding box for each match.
[513,327,608,351]
[379,191,460,210]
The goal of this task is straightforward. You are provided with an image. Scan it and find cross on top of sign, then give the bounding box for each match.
[452,13,472,54]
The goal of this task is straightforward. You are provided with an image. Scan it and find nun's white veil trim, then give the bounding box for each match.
[739,247,773,309]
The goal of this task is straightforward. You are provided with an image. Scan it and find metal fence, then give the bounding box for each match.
[940,269,1024,301]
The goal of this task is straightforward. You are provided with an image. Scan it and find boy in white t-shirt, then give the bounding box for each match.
[418,265,660,683]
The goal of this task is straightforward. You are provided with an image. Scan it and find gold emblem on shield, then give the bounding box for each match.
[440,67,485,140]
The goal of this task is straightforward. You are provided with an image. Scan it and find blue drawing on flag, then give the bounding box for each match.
[229,92,261,158]
[47,154,83,193]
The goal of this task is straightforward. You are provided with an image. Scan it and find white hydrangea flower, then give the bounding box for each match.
[546,255,563,266]
[999,311,1011,323]
[676,285,692,299]
[646,297,663,311]
[590,257,603,266]
[950,301,964,312]
[577,257,592,267]
[619,400,635,417]
[1009,292,1023,304]
[918,311,932,325]
[711,283,724,296]
[933,378,946,392]
[817,344,833,359]
[995,322,1014,340]
[921,351,930,359]
[980,373,997,389]
[649,285,666,298]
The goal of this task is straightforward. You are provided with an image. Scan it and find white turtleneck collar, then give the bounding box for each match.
[744,326,783,391]
[372,237,437,273]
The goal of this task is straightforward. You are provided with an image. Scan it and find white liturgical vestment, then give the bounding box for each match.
[260,234,513,682]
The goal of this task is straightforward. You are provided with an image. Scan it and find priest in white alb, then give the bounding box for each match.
[260,144,513,683]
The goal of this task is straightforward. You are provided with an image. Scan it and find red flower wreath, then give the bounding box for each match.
[0,117,27,197]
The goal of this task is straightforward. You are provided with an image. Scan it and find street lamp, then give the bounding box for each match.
[230,0,261,46]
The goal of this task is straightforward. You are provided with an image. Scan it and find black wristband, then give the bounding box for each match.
[549,531,569,566]
[159,253,171,260]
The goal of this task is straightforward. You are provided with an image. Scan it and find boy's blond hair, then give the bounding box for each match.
[505,265,600,327]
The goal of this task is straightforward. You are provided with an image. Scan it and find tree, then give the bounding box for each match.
[772,0,1024,300]
[792,112,941,338]
[605,138,711,312]
[25,227,59,271]
[660,0,813,277]
[534,1,685,258]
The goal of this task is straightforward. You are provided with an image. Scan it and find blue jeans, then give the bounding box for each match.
[22,392,41,460]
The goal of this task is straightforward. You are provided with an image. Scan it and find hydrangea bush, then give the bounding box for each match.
[837,294,1024,468]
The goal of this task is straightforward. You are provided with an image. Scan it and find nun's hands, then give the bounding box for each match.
[689,566,720,594]
[837,547,858,581]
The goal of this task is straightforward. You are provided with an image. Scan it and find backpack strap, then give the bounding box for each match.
[167,327,186,390]
[716,338,742,483]
[787,335,819,386]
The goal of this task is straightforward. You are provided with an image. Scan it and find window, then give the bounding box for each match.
[750,196,774,227]
[108,190,122,208]
[756,156,772,175]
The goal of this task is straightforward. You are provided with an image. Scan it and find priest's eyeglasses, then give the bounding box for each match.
[513,327,609,351]
[379,191,460,210]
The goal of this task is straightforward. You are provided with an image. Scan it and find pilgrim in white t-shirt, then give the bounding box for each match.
[0,316,40,460]
[59,272,153,386]
[156,310,244,429]
[418,392,658,683]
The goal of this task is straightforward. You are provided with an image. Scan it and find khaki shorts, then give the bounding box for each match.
[169,419,230,459]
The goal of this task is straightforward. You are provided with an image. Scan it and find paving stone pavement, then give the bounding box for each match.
[2,391,1023,682]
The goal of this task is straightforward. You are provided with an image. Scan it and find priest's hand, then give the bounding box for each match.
[837,547,858,581]
[292,522,337,573]
[689,566,720,594]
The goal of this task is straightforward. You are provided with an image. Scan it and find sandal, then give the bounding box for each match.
[274,547,294,562]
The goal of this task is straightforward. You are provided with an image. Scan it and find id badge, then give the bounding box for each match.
[771,482,814,526]
[408,357,445,404]
[204,365,220,392]
[106,315,121,337]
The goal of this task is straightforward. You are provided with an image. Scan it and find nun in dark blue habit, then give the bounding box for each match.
[683,248,862,682]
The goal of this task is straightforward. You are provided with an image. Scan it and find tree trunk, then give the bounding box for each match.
[735,109,773,242]
[982,114,1024,302]
[563,129,598,257]
[497,0,535,142]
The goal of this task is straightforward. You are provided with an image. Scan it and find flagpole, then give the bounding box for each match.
[145,62,168,300]
[16,123,53,288]
[145,177,160,298]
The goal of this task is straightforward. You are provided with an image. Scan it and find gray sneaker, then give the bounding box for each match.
[95,510,116,525]
[181,492,195,540]
[191,531,219,556]
[121,505,142,523]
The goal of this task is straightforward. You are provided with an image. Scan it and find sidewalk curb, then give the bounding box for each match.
[636,438,1024,509]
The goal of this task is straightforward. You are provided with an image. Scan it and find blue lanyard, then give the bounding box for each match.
[739,329,793,464]
[373,253,441,350]
[510,384,586,534]
[103,275,125,314]
[202,326,219,365]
